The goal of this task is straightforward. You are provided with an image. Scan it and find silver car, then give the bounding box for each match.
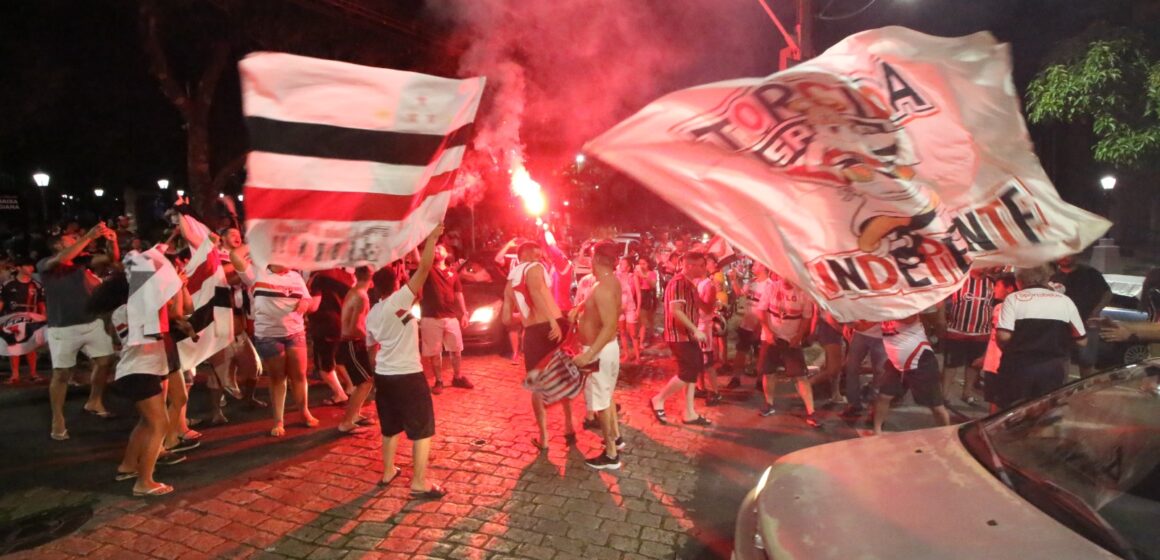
[734,360,1160,560]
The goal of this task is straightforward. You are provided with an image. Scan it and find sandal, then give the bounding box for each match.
[650,407,668,425]
[84,408,116,419]
[378,467,402,486]
[410,484,447,500]
[133,483,174,497]
[50,430,70,441]
[338,425,367,436]
[531,437,549,452]
[682,415,712,426]
[115,471,138,482]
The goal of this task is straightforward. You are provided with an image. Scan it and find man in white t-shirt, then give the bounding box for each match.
[872,306,950,435]
[758,274,820,428]
[729,262,771,388]
[366,224,446,499]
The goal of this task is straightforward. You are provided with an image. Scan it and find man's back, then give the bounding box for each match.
[997,287,1084,370]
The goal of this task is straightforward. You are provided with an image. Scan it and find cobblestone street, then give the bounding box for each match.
[0,343,975,560]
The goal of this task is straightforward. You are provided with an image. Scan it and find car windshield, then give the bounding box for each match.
[963,362,1160,559]
[458,259,501,285]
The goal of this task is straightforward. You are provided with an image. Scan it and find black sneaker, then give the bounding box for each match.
[451,376,474,389]
[585,452,621,470]
[759,405,777,417]
[615,436,625,450]
[157,452,187,466]
[725,377,741,389]
[431,381,444,395]
[166,438,200,454]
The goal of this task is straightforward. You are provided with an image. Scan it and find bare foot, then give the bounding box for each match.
[270,424,286,437]
[303,414,320,428]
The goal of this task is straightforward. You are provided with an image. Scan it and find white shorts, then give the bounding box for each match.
[46,318,115,369]
[583,342,620,413]
[619,308,640,324]
[419,317,464,356]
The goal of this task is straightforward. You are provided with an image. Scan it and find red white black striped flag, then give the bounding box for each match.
[240,52,485,271]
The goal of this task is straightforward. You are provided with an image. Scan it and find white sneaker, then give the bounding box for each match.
[830,395,848,405]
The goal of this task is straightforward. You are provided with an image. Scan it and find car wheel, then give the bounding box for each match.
[1123,344,1150,365]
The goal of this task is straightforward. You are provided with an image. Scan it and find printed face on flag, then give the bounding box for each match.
[585,26,1109,322]
[240,52,485,271]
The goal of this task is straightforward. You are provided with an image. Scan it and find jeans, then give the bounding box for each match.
[845,332,887,409]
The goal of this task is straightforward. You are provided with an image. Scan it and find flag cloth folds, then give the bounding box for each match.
[0,312,47,357]
[585,27,1109,322]
[240,52,485,271]
[174,210,235,371]
[123,246,182,347]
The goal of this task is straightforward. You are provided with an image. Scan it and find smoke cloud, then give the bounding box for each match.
[429,0,778,199]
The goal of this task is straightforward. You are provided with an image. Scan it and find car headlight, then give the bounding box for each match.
[469,304,497,324]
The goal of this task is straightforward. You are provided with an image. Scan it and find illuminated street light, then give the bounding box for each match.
[33,172,50,224]
[158,179,169,190]
[1100,175,1116,191]
[94,188,105,198]
[237,194,244,202]
[33,173,50,188]
[218,193,224,198]
[575,153,585,166]
[176,189,185,197]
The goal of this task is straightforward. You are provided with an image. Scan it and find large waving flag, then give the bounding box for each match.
[173,210,234,371]
[123,247,182,346]
[240,52,485,271]
[586,27,1109,322]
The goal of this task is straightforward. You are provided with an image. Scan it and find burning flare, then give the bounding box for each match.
[511,165,547,217]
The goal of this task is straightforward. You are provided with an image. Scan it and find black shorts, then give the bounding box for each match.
[641,292,658,312]
[982,371,1002,405]
[812,320,844,346]
[945,338,988,368]
[735,328,759,355]
[668,341,703,383]
[523,318,569,373]
[373,372,435,440]
[113,374,166,403]
[994,358,1067,409]
[877,351,943,407]
[763,339,807,377]
[312,336,340,372]
[337,340,373,386]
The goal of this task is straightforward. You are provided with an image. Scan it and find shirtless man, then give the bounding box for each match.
[503,242,576,450]
[336,266,375,434]
[574,242,625,470]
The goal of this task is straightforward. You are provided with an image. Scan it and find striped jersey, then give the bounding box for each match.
[246,269,309,338]
[946,275,994,338]
[882,317,933,372]
[663,273,700,342]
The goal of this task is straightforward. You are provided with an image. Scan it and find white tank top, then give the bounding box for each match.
[509,261,550,318]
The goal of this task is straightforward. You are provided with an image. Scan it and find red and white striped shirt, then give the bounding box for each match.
[946,275,994,339]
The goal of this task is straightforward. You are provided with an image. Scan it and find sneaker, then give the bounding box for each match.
[804,414,822,429]
[759,405,777,417]
[431,381,444,395]
[157,452,187,466]
[585,452,621,470]
[830,394,848,405]
[451,376,474,389]
[615,436,625,450]
[167,438,200,454]
[725,377,741,389]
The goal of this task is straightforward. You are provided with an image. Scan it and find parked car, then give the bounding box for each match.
[572,236,642,279]
[456,256,508,352]
[1098,306,1153,368]
[733,360,1160,560]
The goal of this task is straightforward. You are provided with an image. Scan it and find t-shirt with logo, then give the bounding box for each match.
[366,285,421,376]
[739,277,771,333]
[112,305,169,378]
[760,278,813,343]
[247,269,310,338]
[996,286,1085,372]
[881,317,932,372]
[420,266,462,319]
[1,278,45,314]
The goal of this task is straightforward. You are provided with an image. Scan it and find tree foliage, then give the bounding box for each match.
[1027,23,1160,169]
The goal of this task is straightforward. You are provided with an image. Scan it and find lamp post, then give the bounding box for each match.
[158,179,169,190]
[176,189,185,198]
[33,172,50,224]
[94,188,104,198]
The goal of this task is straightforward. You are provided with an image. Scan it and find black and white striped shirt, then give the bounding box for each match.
[947,275,994,338]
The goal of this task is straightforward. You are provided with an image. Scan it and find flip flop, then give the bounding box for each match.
[84,408,116,419]
[115,471,138,482]
[354,417,375,427]
[338,425,368,436]
[531,437,549,452]
[410,484,447,500]
[321,398,348,407]
[133,483,174,497]
[650,408,668,425]
[50,430,70,441]
[682,415,712,426]
[378,467,402,486]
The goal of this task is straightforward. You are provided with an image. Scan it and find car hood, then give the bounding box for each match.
[755,426,1118,560]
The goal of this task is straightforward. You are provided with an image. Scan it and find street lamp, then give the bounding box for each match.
[94,188,104,198]
[237,194,244,202]
[176,189,185,197]
[158,179,169,190]
[32,172,50,223]
[1100,175,1116,190]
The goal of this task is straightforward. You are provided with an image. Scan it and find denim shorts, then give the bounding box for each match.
[254,331,307,360]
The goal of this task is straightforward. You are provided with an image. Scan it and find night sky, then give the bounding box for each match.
[0,0,1122,221]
